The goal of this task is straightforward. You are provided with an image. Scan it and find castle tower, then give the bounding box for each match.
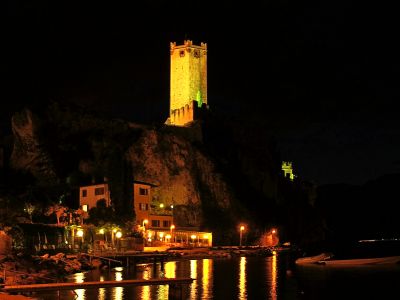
[282,161,295,181]
[167,40,208,126]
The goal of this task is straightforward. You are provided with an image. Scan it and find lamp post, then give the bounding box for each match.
[115,231,122,252]
[76,228,84,250]
[170,224,175,244]
[142,219,148,232]
[239,226,245,247]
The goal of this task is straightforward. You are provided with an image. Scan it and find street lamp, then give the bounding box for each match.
[142,219,148,231]
[170,224,175,243]
[239,226,245,247]
[191,234,197,246]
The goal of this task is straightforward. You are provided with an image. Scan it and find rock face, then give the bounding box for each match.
[7,104,282,243]
[127,129,236,227]
[10,109,58,185]
[0,230,12,256]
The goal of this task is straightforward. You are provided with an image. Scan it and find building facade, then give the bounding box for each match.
[79,183,111,212]
[79,181,173,231]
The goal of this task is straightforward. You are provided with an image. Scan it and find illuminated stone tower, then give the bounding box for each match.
[167,40,208,126]
[282,161,295,181]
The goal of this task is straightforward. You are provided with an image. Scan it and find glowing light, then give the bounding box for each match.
[160,203,164,208]
[159,232,164,238]
[115,231,122,239]
[112,228,118,233]
[239,256,247,300]
[82,205,88,212]
[240,226,245,231]
[170,205,174,209]
[191,234,197,240]
[166,234,171,239]
[170,224,175,230]
[272,229,276,234]
[99,228,105,234]
[203,234,209,239]
[143,219,148,225]
[76,229,84,237]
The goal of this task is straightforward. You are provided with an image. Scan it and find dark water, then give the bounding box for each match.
[30,252,400,299]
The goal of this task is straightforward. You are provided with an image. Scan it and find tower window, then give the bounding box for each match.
[194,50,200,58]
[179,50,185,57]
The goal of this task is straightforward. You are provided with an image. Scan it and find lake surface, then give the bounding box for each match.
[31,252,400,299]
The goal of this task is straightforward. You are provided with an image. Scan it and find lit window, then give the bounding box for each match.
[152,220,160,227]
[139,188,148,196]
[95,187,105,195]
[82,190,87,197]
[82,205,88,212]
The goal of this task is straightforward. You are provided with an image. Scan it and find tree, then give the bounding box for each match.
[45,204,68,225]
[24,203,35,223]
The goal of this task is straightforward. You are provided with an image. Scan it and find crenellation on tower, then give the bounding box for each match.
[167,40,208,126]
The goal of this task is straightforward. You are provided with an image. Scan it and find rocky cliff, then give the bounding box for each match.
[10,109,58,185]
[8,104,252,237]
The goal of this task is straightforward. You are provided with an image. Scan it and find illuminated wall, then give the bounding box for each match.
[168,40,208,126]
[79,183,111,212]
[133,181,152,226]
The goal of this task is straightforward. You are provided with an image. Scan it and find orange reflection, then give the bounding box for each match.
[239,256,247,300]
[190,260,197,299]
[158,262,176,300]
[98,275,105,300]
[270,252,277,300]
[142,268,151,300]
[112,269,124,300]
[202,259,213,299]
[73,272,85,300]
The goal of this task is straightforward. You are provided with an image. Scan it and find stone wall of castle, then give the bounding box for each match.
[167,100,208,127]
[170,40,207,115]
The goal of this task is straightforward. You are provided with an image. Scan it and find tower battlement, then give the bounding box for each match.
[168,40,208,126]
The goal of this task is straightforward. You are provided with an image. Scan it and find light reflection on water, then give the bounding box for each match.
[73,272,85,300]
[202,259,213,299]
[239,256,247,300]
[190,259,198,299]
[33,253,400,300]
[34,256,286,300]
[270,251,277,300]
[112,267,124,300]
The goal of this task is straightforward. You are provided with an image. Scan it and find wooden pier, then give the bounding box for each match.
[3,278,194,300]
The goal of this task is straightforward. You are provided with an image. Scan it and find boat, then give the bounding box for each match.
[295,239,400,267]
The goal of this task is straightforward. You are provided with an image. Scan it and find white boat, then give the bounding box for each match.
[296,254,400,266]
[317,256,400,266]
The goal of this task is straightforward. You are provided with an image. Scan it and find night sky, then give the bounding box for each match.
[4,1,400,185]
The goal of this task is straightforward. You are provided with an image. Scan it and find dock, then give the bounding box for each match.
[2,278,194,300]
